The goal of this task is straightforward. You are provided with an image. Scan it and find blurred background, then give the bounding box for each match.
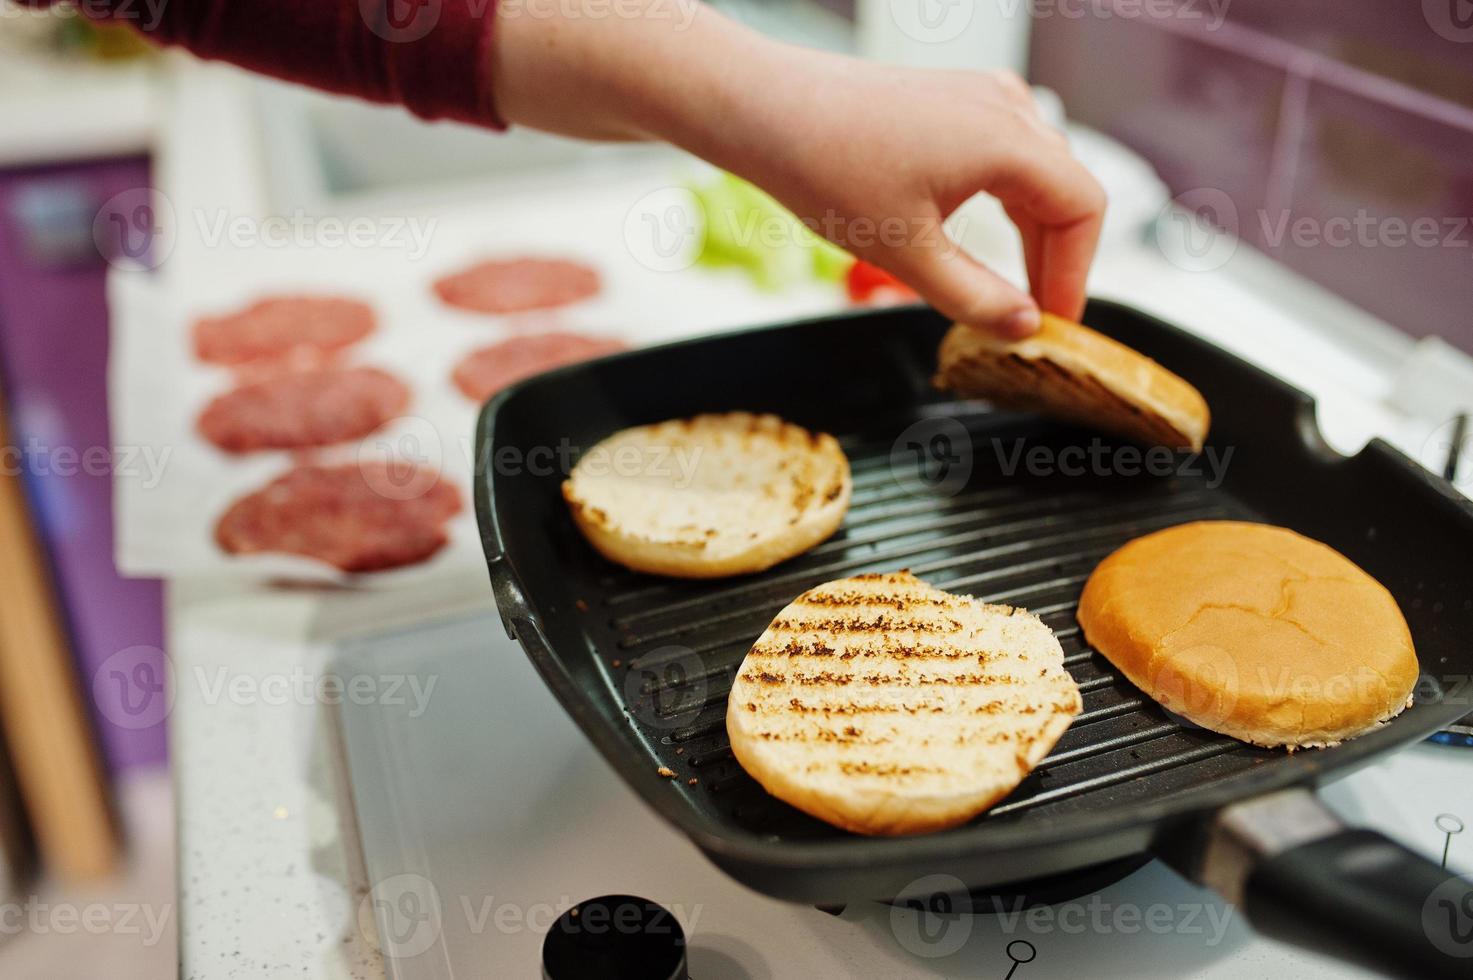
[0,0,1469,976]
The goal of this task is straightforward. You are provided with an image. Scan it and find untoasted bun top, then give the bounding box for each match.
[935,313,1210,452]
[727,572,1081,836]
[563,412,850,578]
[1078,521,1418,749]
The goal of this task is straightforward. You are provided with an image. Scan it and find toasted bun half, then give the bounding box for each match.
[935,313,1210,452]
[1078,521,1418,749]
[563,413,851,579]
[727,572,1082,836]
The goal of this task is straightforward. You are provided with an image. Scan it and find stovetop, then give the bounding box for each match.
[333,611,1472,979]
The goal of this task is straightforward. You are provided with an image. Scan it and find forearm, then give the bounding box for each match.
[491,0,786,150]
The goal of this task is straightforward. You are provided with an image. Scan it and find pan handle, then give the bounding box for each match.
[1197,789,1472,979]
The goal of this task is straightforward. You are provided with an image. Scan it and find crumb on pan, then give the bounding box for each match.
[657,767,676,778]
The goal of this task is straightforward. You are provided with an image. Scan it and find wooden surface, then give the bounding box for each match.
[0,384,118,879]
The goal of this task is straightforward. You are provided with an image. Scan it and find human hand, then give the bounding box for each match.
[692,55,1107,338]
[494,3,1105,338]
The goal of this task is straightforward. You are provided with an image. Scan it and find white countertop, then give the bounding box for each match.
[172,578,493,980]
[0,51,159,167]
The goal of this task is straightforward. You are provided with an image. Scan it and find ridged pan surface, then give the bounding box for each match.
[476,302,1473,903]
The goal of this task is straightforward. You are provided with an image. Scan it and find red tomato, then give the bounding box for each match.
[846,260,919,303]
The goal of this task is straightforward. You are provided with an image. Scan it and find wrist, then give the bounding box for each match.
[620,7,798,161]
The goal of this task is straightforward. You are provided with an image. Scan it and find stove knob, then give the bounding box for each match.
[541,895,688,980]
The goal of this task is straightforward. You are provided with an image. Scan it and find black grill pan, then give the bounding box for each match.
[475,301,1473,978]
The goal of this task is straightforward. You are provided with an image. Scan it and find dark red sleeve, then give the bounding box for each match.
[24,0,504,129]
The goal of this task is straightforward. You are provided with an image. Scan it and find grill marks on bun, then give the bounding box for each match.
[727,572,1081,836]
[934,313,1210,452]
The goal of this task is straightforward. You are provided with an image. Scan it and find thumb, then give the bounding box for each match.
[887,234,1040,340]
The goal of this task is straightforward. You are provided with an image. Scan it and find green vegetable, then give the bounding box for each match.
[688,173,854,290]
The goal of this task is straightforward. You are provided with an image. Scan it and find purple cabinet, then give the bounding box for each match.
[1031,2,1473,354]
[0,156,167,774]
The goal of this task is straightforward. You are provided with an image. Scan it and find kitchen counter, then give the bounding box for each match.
[171,577,493,980]
[0,51,158,168]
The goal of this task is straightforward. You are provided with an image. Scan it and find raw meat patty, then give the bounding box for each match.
[198,366,410,453]
[451,333,627,402]
[193,296,375,365]
[433,258,601,314]
[215,462,463,573]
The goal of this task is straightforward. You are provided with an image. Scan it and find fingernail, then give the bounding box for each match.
[1002,306,1041,339]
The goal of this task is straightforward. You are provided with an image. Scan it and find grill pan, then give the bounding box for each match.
[475,301,1473,978]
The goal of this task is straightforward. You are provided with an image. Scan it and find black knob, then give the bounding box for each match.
[541,895,688,980]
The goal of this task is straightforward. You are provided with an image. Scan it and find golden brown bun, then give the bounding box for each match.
[934,313,1210,452]
[1078,521,1418,749]
[727,572,1081,836]
[563,413,850,579]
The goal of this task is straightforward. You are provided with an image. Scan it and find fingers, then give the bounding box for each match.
[989,141,1106,322]
[888,232,1039,340]
[990,143,1104,228]
[989,74,1085,315]
[1039,212,1102,321]
[878,72,1101,332]
[1005,202,1045,308]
